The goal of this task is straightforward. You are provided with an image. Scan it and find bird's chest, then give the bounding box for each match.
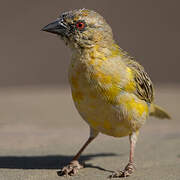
[68,58,132,137]
[68,58,106,114]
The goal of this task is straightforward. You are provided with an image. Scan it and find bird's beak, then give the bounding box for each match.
[41,19,68,36]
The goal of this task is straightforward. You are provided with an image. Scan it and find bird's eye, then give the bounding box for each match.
[76,21,86,30]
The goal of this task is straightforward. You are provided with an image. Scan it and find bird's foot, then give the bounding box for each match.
[109,162,135,178]
[57,160,84,176]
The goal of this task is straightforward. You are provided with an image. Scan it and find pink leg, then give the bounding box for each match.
[110,132,138,178]
[58,128,99,176]
[129,132,137,163]
[72,136,96,161]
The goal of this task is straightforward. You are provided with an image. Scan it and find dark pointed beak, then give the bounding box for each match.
[41,19,68,36]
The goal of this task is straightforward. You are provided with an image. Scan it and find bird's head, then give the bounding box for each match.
[42,9,114,49]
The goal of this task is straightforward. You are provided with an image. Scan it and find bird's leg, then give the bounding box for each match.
[110,132,138,178]
[58,128,99,176]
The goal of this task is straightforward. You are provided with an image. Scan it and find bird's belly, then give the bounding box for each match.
[69,62,148,137]
[71,88,134,137]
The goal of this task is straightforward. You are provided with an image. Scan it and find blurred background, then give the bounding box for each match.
[0,1,179,179]
[0,0,179,87]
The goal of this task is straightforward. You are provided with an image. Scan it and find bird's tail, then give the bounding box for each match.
[149,104,171,119]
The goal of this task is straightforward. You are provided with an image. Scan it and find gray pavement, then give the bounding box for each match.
[0,85,179,180]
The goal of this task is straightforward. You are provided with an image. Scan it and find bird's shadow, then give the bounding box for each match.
[0,153,121,173]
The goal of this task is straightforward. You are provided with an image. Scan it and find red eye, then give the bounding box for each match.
[76,21,85,30]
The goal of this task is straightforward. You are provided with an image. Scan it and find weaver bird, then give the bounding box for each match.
[42,9,170,178]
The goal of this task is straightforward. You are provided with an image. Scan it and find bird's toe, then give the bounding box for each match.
[57,160,83,176]
[109,162,136,178]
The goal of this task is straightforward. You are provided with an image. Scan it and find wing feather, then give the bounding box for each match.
[126,60,154,103]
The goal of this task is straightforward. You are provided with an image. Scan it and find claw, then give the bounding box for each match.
[109,162,136,178]
[57,160,83,176]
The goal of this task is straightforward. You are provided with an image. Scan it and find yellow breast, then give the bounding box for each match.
[68,47,149,137]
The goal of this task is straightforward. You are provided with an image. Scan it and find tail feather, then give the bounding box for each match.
[150,104,171,119]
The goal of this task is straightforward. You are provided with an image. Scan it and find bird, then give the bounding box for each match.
[42,9,171,178]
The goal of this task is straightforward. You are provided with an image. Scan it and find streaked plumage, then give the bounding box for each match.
[42,8,170,178]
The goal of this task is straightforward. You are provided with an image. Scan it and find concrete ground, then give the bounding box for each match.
[0,85,179,180]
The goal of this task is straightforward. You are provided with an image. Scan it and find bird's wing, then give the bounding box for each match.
[126,59,154,103]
